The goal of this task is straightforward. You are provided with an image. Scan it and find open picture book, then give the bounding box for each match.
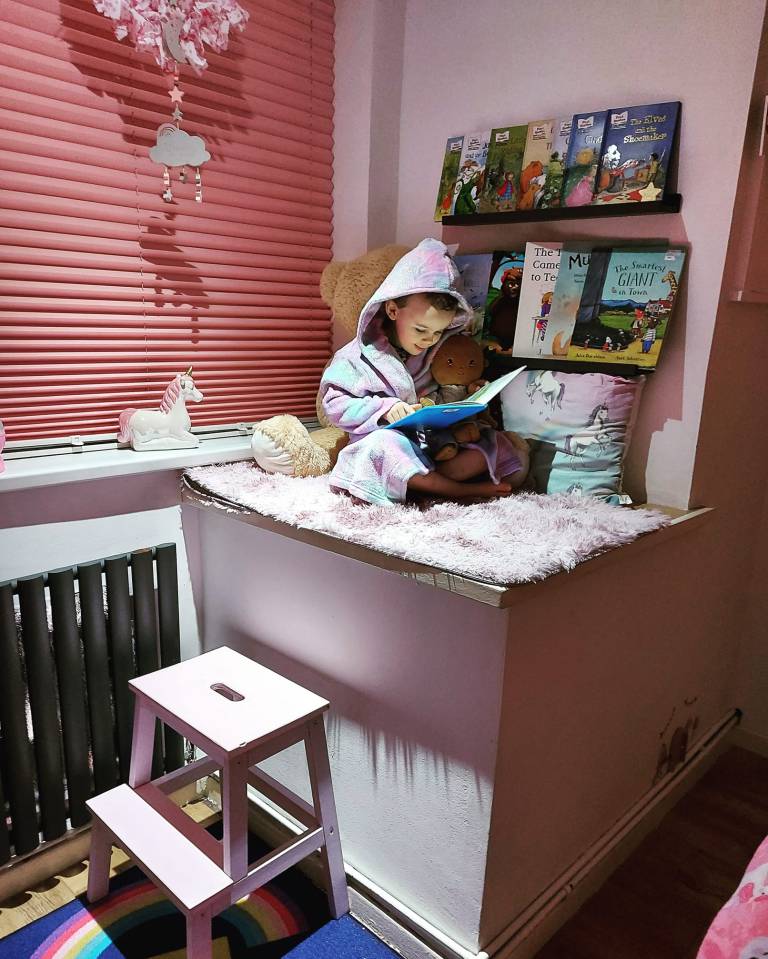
[385,366,525,430]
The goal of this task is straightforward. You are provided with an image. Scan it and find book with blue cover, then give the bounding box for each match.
[538,245,593,356]
[566,248,686,367]
[592,101,681,205]
[562,110,608,207]
[384,367,526,431]
[454,253,494,336]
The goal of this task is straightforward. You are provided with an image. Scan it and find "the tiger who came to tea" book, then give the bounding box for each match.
[511,242,563,356]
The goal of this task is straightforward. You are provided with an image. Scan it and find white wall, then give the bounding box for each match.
[0,472,200,660]
[196,508,508,951]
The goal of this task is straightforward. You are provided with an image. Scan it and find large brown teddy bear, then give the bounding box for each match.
[250,245,410,476]
[316,243,411,425]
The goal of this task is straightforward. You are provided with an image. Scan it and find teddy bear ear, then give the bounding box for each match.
[320,261,346,307]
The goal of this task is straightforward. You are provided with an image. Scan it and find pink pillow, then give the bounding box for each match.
[697,835,768,959]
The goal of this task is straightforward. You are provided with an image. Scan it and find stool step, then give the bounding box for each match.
[87,785,232,911]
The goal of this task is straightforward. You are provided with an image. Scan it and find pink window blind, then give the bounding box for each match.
[0,0,334,442]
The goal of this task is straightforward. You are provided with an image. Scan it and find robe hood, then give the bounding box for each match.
[355,237,472,346]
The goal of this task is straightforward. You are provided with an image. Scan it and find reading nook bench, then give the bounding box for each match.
[180,472,726,959]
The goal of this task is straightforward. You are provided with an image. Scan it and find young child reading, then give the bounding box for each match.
[319,238,529,506]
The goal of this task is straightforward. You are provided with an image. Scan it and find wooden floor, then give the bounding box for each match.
[533,746,768,959]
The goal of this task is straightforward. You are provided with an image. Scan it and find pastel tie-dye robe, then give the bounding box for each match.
[319,238,522,505]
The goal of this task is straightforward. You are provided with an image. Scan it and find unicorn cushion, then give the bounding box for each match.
[500,370,644,504]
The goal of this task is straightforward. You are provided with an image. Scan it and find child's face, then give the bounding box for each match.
[386,294,455,356]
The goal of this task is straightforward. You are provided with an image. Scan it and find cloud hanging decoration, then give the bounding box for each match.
[93,0,249,202]
[150,125,211,167]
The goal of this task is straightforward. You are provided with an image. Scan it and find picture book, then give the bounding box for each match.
[592,101,681,205]
[519,119,554,211]
[482,250,526,352]
[454,253,494,336]
[538,117,572,209]
[434,135,465,221]
[477,124,528,213]
[511,242,563,356]
[566,248,686,368]
[538,244,593,356]
[384,367,526,431]
[450,130,491,216]
[561,110,608,207]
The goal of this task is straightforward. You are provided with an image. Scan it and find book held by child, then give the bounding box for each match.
[385,367,526,430]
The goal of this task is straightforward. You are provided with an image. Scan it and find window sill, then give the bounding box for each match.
[0,437,254,493]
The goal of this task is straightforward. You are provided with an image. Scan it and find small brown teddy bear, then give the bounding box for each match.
[418,334,491,461]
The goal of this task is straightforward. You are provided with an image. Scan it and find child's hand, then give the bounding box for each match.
[468,379,489,393]
[385,402,421,423]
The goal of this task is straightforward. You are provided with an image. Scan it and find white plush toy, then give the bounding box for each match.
[250,415,347,478]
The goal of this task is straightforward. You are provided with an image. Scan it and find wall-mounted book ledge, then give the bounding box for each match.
[486,353,649,378]
[442,193,682,226]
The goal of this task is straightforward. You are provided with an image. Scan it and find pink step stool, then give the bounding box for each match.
[86,646,349,959]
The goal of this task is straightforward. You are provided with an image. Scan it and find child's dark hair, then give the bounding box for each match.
[392,292,461,313]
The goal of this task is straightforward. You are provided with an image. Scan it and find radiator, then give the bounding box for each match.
[0,543,184,865]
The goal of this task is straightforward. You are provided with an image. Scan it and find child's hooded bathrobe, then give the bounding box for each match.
[319,238,522,505]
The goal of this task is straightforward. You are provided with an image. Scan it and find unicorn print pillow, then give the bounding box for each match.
[501,370,645,504]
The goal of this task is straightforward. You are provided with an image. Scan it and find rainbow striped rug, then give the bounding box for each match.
[0,863,325,959]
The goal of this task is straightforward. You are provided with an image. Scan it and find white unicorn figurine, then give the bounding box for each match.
[117,368,204,451]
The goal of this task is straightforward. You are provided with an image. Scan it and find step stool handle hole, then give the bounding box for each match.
[210,682,245,702]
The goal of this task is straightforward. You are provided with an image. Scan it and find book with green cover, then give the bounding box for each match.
[477,124,528,213]
[538,117,572,208]
[566,248,686,367]
[434,134,465,221]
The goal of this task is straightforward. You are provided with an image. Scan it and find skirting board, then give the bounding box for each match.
[246,710,739,959]
[731,725,768,758]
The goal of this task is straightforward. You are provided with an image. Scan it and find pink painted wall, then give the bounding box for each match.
[331,0,768,747]
[333,0,764,509]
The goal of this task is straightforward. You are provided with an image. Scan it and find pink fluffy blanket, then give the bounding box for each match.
[184,463,670,587]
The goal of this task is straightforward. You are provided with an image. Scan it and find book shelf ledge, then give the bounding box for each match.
[442,193,682,226]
